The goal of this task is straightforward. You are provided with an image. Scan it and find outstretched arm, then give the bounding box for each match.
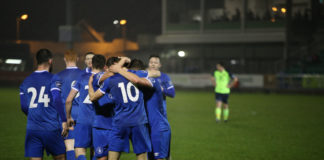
[99,71,114,84]
[110,65,152,87]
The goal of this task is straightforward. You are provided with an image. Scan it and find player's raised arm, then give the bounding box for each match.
[98,71,114,84]
[88,74,105,101]
[110,64,153,88]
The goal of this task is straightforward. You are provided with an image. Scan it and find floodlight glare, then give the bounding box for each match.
[272,6,278,12]
[120,19,127,25]
[5,59,22,64]
[113,20,119,25]
[281,8,287,13]
[178,51,186,57]
[20,14,28,21]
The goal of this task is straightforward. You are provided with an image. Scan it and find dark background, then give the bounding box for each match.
[0,0,161,41]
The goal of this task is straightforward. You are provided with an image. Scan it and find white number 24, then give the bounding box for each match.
[27,86,50,108]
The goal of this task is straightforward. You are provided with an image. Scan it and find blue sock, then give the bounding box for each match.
[77,155,87,160]
[66,150,76,160]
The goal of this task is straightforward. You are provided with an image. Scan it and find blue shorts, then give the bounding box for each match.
[215,93,229,104]
[74,123,93,148]
[149,130,171,159]
[25,129,65,157]
[109,124,151,154]
[92,127,110,158]
[65,127,75,140]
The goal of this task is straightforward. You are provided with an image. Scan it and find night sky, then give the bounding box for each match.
[0,0,161,41]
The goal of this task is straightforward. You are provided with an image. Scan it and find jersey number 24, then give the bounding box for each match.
[27,86,50,108]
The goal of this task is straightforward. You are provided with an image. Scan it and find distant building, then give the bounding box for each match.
[138,0,324,74]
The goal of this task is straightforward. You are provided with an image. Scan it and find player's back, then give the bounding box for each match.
[56,67,83,119]
[73,73,95,125]
[56,67,83,104]
[143,78,170,131]
[92,72,114,130]
[20,71,61,131]
[102,73,148,127]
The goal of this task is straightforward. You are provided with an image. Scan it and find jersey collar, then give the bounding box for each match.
[66,66,78,69]
[34,70,48,73]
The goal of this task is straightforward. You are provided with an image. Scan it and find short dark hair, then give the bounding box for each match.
[106,57,121,67]
[217,62,225,68]
[149,55,160,60]
[128,59,145,70]
[84,52,95,57]
[92,54,106,69]
[36,49,52,65]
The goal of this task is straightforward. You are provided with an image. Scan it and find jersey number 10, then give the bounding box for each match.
[118,82,139,103]
[27,86,50,108]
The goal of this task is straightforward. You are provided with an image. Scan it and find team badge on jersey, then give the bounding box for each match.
[96,146,103,154]
[55,81,62,88]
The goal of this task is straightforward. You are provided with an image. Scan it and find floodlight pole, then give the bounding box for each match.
[241,0,247,32]
[16,18,20,43]
[283,0,292,71]
[66,0,74,49]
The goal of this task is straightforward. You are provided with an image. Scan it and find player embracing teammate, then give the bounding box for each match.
[20,49,175,160]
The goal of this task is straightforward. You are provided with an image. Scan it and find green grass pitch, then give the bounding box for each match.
[0,87,324,160]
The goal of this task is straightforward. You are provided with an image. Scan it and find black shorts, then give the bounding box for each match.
[215,93,229,104]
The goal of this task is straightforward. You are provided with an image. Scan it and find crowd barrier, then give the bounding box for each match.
[168,73,324,90]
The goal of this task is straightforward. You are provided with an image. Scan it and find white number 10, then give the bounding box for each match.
[118,82,139,103]
[27,86,50,108]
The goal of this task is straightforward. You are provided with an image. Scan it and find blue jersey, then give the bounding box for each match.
[143,78,170,131]
[72,73,95,125]
[99,72,148,127]
[56,67,83,120]
[92,72,114,129]
[19,71,63,131]
[84,67,92,74]
[153,72,175,117]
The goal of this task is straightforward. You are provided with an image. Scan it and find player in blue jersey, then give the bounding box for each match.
[56,50,84,160]
[120,59,170,160]
[89,57,153,160]
[83,52,95,73]
[130,63,170,160]
[147,55,175,118]
[90,65,115,160]
[65,54,107,160]
[19,49,67,160]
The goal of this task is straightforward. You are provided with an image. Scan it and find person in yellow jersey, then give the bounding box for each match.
[211,62,238,122]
